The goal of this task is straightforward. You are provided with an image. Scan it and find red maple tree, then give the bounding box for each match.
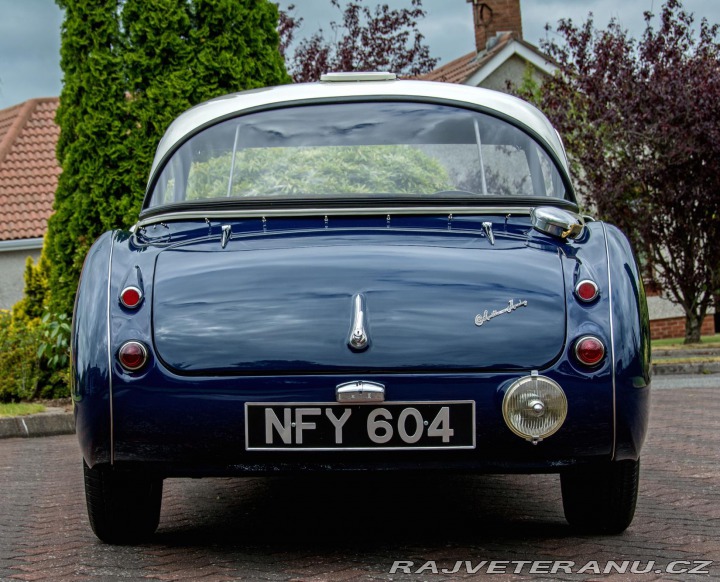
[522,0,720,343]
[278,0,438,82]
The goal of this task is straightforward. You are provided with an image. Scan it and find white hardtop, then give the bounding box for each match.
[148,78,570,190]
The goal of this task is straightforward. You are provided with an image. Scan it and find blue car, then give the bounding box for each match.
[73,72,651,543]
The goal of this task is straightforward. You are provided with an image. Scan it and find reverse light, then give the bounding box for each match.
[502,374,568,443]
[574,335,605,366]
[575,280,599,303]
[118,341,148,372]
[120,286,143,309]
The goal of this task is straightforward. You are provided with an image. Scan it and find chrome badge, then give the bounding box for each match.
[475,299,528,327]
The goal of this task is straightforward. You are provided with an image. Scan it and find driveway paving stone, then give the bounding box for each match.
[0,385,718,581]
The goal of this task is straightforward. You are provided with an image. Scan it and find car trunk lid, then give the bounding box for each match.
[152,230,566,374]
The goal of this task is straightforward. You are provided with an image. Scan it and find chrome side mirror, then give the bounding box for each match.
[531,206,584,240]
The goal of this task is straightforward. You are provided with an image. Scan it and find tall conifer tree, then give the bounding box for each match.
[39,0,290,316]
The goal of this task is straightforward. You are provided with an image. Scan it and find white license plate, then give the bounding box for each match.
[245,401,475,451]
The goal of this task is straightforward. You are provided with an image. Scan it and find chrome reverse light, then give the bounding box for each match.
[502,374,568,443]
[118,341,148,372]
[120,286,143,309]
[574,335,605,367]
[575,279,599,303]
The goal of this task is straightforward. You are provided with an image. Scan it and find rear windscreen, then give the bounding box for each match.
[148,101,567,208]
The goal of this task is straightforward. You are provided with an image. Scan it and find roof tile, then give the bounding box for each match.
[416,32,541,85]
[0,97,60,242]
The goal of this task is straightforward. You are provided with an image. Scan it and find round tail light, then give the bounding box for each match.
[118,341,148,371]
[502,375,568,442]
[574,335,605,366]
[575,280,599,302]
[120,286,143,308]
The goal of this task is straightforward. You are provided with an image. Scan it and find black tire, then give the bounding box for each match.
[83,460,163,544]
[561,459,639,534]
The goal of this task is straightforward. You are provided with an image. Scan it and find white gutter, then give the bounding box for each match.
[0,237,44,252]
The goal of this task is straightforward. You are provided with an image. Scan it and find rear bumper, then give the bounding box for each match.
[76,367,650,475]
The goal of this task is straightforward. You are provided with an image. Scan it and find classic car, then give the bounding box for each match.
[73,72,651,543]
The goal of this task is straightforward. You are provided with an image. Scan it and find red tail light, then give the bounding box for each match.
[574,336,605,366]
[120,286,143,309]
[575,280,599,302]
[118,341,148,371]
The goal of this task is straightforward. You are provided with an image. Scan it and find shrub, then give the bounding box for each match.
[0,311,41,402]
[0,310,71,402]
[37,312,72,399]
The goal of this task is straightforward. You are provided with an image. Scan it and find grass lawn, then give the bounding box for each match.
[0,402,46,417]
[651,333,720,350]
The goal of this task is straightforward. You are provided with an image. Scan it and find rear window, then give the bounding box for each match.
[148,102,567,208]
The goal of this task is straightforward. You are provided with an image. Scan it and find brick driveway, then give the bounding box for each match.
[0,385,718,581]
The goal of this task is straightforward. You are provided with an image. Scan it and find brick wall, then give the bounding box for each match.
[470,0,523,52]
[650,315,715,340]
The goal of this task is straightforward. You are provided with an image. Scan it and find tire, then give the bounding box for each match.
[561,459,639,534]
[83,460,163,544]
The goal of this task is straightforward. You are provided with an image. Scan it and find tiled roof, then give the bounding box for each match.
[417,33,555,86]
[0,97,60,242]
[417,32,516,84]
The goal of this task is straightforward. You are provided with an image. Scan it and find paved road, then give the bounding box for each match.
[1,382,718,581]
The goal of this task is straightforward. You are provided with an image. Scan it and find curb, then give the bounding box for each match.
[0,408,74,439]
[652,362,720,376]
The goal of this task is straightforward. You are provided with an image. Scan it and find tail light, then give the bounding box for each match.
[574,335,605,366]
[118,341,148,371]
[575,280,599,302]
[120,286,143,309]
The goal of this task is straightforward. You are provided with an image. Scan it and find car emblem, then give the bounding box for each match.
[475,299,528,326]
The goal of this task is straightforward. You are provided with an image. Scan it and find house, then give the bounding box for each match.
[418,0,557,91]
[0,97,59,310]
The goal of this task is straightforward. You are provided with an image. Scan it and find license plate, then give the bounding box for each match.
[245,401,475,451]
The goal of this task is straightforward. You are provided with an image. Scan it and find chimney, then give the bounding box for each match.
[467,0,523,53]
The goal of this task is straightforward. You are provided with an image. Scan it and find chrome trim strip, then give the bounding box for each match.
[107,234,115,465]
[136,206,535,227]
[601,222,617,460]
[244,400,476,451]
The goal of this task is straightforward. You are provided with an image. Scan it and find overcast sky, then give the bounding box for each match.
[1,0,719,109]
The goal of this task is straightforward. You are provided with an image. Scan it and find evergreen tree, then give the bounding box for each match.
[44,0,128,315]
[35,0,290,317]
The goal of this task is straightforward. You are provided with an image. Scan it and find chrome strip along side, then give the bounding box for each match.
[601,222,617,460]
[107,233,115,465]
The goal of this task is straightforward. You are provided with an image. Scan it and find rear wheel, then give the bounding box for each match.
[83,460,163,544]
[561,459,639,534]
